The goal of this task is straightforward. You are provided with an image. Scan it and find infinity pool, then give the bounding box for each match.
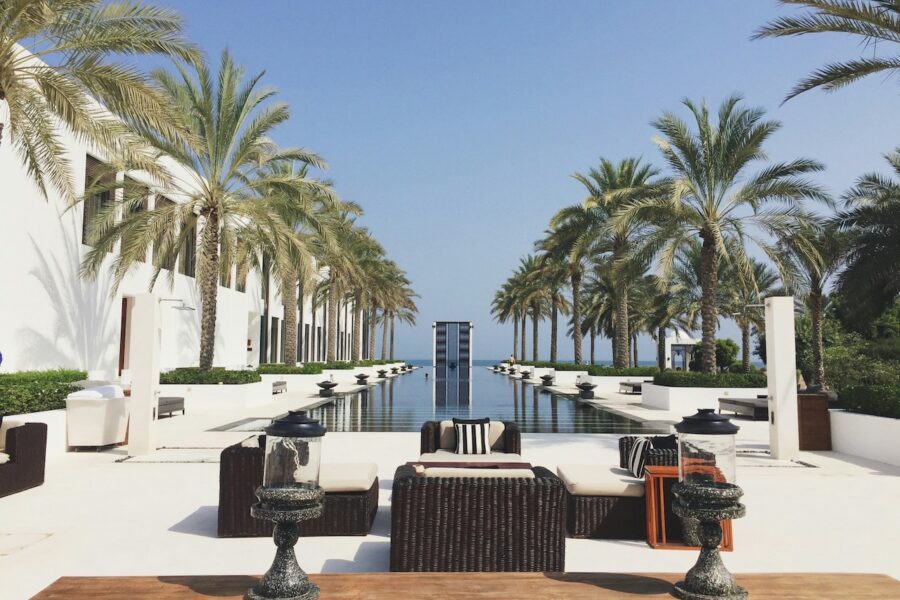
[305,362,670,434]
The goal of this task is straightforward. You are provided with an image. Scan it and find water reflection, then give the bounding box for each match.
[306,363,670,434]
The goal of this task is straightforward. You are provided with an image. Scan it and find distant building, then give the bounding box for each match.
[432,321,473,408]
[665,330,701,371]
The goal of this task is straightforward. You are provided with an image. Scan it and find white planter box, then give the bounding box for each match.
[642,383,767,412]
[551,371,589,387]
[830,410,900,467]
[3,408,68,456]
[586,375,656,394]
[158,381,270,412]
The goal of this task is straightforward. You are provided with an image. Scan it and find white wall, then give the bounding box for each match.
[642,383,768,412]
[830,410,900,467]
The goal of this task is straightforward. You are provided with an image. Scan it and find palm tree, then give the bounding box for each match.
[0,0,199,200]
[491,281,520,361]
[541,204,602,364]
[81,50,334,370]
[723,256,782,372]
[534,255,570,363]
[516,255,550,362]
[581,267,616,363]
[615,95,826,372]
[574,157,661,368]
[754,0,900,102]
[835,149,900,325]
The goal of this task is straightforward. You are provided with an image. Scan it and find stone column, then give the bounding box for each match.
[765,296,799,460]
[128,294,161,455]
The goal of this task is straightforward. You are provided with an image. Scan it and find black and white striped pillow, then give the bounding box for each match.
[627,437,650,478]
[453,418,492,455]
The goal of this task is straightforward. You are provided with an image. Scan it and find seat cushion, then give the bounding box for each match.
[0,452,9,465]
[423,467,535,479]
[319,462,377,493]
[418,450,525,463]
[438,420,506,450]
[556,465,645,498]
[0,419,25,452]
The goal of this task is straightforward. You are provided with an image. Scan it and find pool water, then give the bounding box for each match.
[305,362,671,434]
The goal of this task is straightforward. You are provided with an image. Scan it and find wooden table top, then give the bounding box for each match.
[32,572,900,599]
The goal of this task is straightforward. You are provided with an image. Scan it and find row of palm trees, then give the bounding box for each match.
[0,1,416,370]
[492,0,899,383]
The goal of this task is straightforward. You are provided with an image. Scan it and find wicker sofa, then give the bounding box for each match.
[217,435,378,537]
[419,420,522,460]
[558,435,678,539]
[0,421,48,499]
[390,464,566,572]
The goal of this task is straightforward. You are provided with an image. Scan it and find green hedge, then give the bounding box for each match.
[257,363,324,375]
[653,371,768,388]
[839,385,900,419]
[0,369,87,415]
[159,367,261,385]
[518,361,658,376]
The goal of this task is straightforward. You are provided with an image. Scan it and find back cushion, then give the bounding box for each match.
[453,418,492,455]
[439,420,507,451]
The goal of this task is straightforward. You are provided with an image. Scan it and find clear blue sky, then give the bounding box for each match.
[165,0,897,361]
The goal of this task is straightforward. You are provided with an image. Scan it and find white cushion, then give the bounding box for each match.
[556,465,645,498]
[0,452,9,464]
[423,467,534,479]
[438,420,506,451]
[0,419,25,452]
[319,462,377,492]
[66,389,104,400]
[240,435,261,448]
[418,450,526,464]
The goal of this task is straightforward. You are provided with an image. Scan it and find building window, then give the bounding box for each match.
[178,219,196,278]
[270,317,280,363]
[304,324,310,362]
[153,196,176,270]
[82,155,114,246]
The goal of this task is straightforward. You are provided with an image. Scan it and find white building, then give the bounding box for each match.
[0,51,363,377]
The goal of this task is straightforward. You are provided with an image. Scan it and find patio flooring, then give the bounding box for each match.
[1,382,898,599]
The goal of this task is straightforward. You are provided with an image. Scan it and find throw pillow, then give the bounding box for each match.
[452,417,492,455]
[627,437,650,478]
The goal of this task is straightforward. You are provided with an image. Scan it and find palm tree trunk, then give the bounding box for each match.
[589,324,596,365]
[614,286,629,368]
[298,282,305,363]
[512,315,519,361]
[351,298,362,362]
[520,315,526,361]
[389,317,396,361]
[550,297,558,363]
[810,290,825,387]
[571,270,582,364]
[632,334,638,368]
[327,286,338,362]
[699,231,719,373]
[741,323,751,372]
[310,296,317,362]
[657,326,666,370]
[282,271,298,365]
[198,211,219,371]
[381,314,388,360]
[368,307,377,360]
[532,305,539,362]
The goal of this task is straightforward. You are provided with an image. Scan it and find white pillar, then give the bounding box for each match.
[765,296,799,460]
[128,294,161,455]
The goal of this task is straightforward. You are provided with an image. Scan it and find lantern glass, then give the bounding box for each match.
[263,434,322,489]
[678,432,736,486]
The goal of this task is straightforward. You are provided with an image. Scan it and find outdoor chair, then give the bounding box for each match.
[0,421,48,498]
[217,435,378,537]
[390,464,566,572]
[419,420,522,462]
[65,385,129,448]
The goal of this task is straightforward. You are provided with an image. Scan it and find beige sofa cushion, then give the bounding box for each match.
[423,467,534,479]
[438,420,506,451]
[418,450,525,464]
[556,465,645,498]
[0,452,9,464]
[0,419,25,452]
[319,462,377,493]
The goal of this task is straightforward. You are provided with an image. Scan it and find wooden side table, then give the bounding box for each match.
[644,465,733,551]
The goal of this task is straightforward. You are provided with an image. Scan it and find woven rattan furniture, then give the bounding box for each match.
[390,464,566,572]
[557,436,679,540]
[419,420,522,459]
[0,421,48,498]
[217,436,378,537]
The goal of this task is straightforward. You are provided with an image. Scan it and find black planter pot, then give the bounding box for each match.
[354,374,370,385]
[576,382,596,400]
[377,370,388,378]
[316,381,338,397]
[540,374,555,386]
[391,367,399,374]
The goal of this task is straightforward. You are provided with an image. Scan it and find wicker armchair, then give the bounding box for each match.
[420,420,521,455]
[217,435,378,537]
[618,435,679,469]
[390,464,565,572]
[0,422,48,499]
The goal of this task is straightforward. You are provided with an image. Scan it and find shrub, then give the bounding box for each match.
[159,367,261,385]
[839,385,900,419]
[689,339,740,371]
[587,365,659,377]
[653,371,767,388]
[0,369,87,415]
[257,363,324,375]
[322,361,355,370]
